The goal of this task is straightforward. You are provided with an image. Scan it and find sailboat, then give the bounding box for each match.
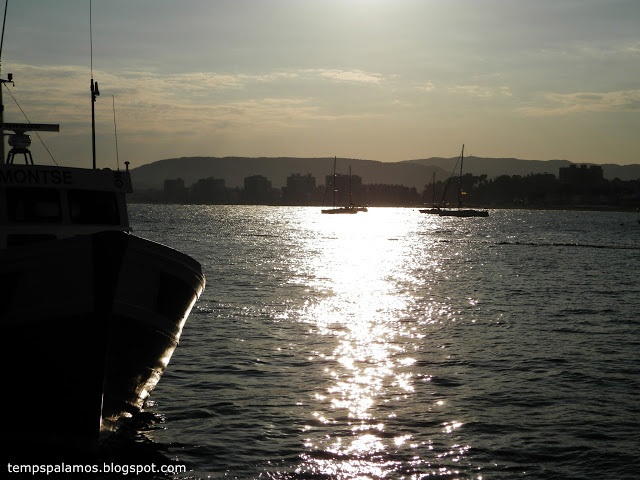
[419,171,442,214]
[351,166,368,212]
[0,2,205,449]
[436,145,489,217]
[321,158,364,214]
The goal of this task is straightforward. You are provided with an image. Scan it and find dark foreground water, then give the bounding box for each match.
[11,206,639,480]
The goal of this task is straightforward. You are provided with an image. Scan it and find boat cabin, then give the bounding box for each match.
[0,164,132,249]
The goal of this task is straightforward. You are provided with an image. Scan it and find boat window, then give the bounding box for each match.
[6,188,62,223]
[69,189,120,225]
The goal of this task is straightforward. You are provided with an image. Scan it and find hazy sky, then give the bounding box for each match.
[1,0,638,170]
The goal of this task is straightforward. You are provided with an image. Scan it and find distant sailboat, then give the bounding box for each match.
[419,171,442,214]
[435,145,489,217]
[321,158,365,214]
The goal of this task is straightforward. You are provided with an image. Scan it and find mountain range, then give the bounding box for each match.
[130,156,640,191]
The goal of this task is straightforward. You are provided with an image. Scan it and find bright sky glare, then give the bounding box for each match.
[1,0,638,170]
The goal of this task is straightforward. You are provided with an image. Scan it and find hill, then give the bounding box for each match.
[404,157,640,181]
[130,156,450,190]
[129,156,640,191]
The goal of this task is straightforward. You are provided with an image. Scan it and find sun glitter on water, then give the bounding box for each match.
[293,208,441,477]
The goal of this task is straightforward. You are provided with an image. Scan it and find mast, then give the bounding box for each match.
[90,0,99,169]
[349,165,352,206]
[332,156,337,207]
[457,144,464,208]
[0,0,9,164]
[0,72,5,165]
[432,171,435,207]
[91,79,99,169]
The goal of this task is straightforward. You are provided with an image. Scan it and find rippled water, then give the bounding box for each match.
[129,206,639,480]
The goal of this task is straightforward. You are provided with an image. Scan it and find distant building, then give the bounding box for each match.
[190,176,227,203]
[285,173,316,205]
[363,184,421,206]
[244,175,274,204]
[163,178,188,203]
[559,164,604,187]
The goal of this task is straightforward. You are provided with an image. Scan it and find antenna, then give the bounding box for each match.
[458,144,464,208]
[90,0,99,169]
[0,0,9,165]
[112,95,119,170]
[0,0,8,62]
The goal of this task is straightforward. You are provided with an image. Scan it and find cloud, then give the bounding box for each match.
[416,81,435,92]
[308,69,384,85]
[169,72,247,91]
[5,63,391,143]
[448,85,512,98]
[519,89,640,116]
[627,41,640,55]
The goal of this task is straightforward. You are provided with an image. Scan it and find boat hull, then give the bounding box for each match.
[419,208,442,214]
[438,209,489,217]
[1,231,205,449]
[321,207,358,214]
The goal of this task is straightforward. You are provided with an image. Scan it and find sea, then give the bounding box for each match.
[18,206,640,480]
[120,205,640,480]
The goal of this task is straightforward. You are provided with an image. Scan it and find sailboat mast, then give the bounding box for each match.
[349,165,352,206]
[432,171,435,207]
[458,144,464,208]
[332,156,337,207]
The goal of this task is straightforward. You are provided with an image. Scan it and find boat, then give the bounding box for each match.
[0,5,205,451]
[435,145,489,217]
[419,207,442,214]
[438,208,488,217]
[321,158,364,214]
[419,171,442,214]
[322,206,358,214]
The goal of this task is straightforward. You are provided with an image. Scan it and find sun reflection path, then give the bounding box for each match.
[294,209,445,477]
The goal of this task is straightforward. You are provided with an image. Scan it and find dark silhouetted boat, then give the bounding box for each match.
[0,4,205,451]
[433,145,489,218]
[419,171,443,214]
[321,158,366,214]
[322,206,360,214]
